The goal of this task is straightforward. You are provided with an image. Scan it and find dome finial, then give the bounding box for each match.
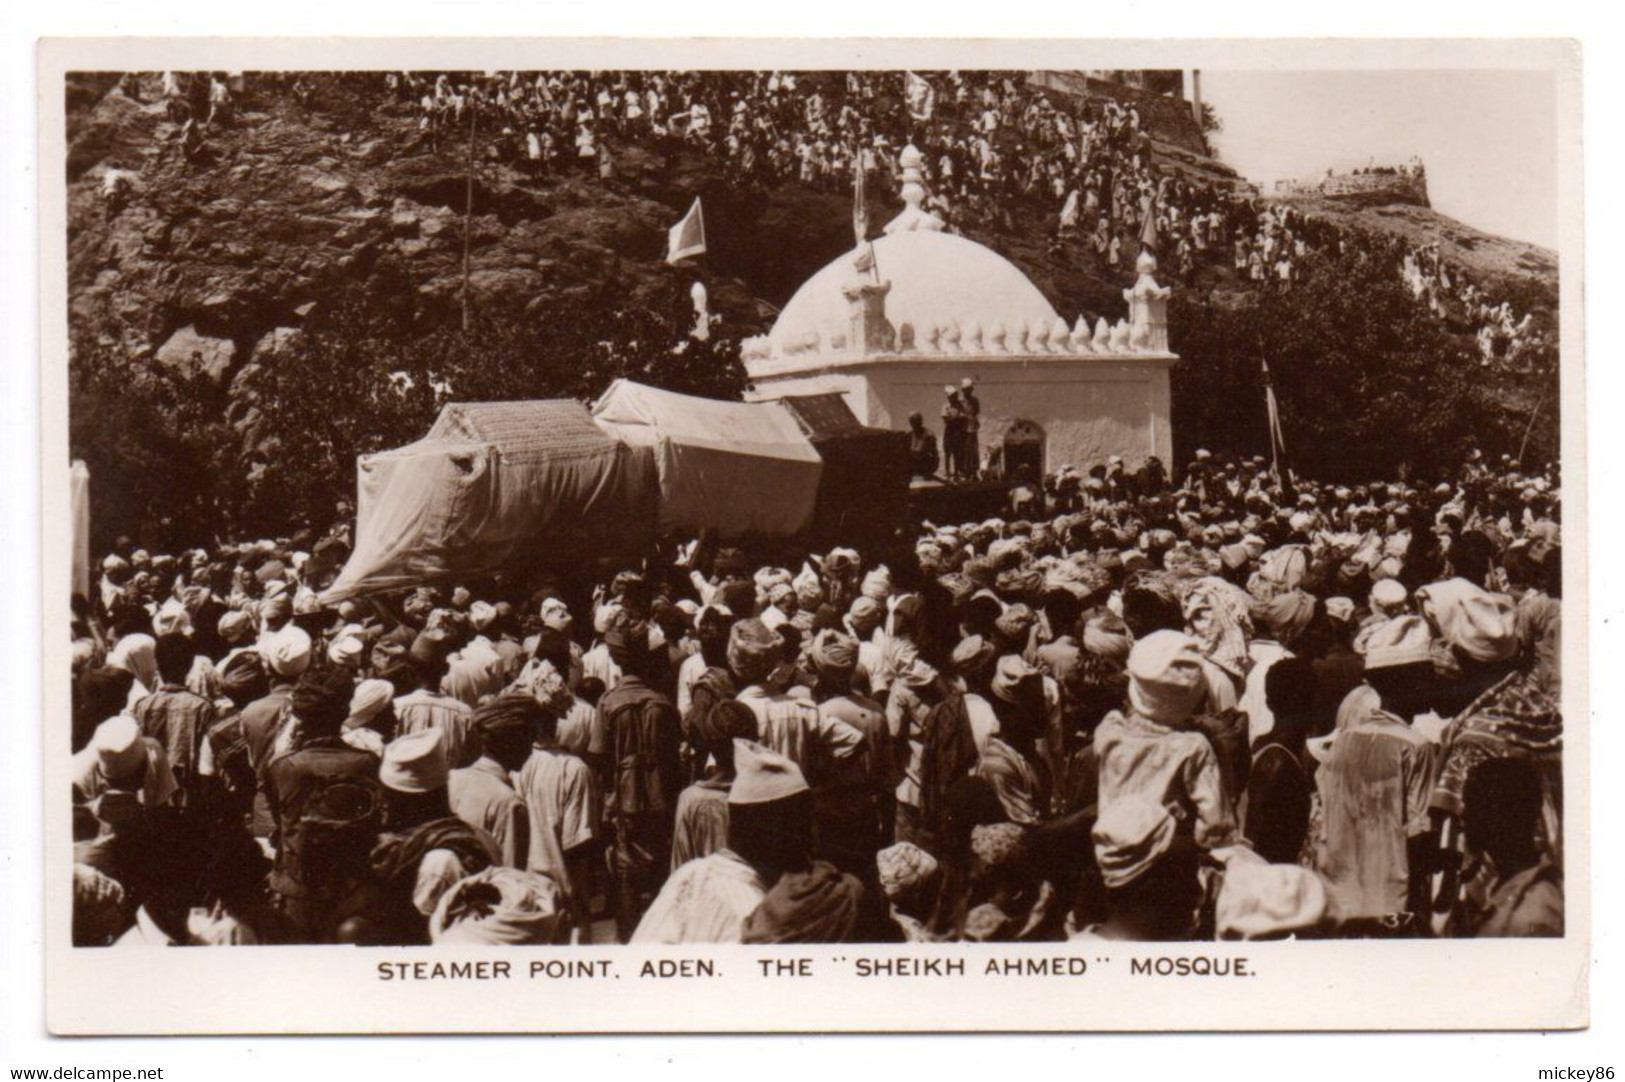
[883,145,946,235]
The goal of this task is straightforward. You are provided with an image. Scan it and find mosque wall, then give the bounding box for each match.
[748,357,1174,473]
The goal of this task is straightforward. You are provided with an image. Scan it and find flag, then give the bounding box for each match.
[853,155,868,248]
[666,198,706,264]
[905,72,935,121]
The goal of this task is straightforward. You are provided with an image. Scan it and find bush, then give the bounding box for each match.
[69,276,748,549]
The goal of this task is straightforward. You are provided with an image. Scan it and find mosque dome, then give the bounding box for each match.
[767,231,1061,357]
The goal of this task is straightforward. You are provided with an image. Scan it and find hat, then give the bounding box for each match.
[1216,863,1329,940]
[943,384,957,395]
[1360,615,1434,670]
[263,626,313,678]
[217,610,253,643]
[727,739,809,806]
[1126,630,1205,724]
[346,679,395,728]
[876,842,939,901]
[951,635,998,678]
[92,715,146,782]
[1417,579,1518,663]
[380,728,450,793]
[1092,797,1177,888]
[961,376,975,388]
[847,595,885,627]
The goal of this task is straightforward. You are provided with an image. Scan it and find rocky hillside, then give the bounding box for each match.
[65,71,1559,493]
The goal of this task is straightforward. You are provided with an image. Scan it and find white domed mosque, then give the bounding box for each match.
[740,145,1176,478]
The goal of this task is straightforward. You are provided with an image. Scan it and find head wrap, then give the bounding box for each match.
[727,739,809,806]
[92,715,146,782]
[1092,797,1177,888]
[741,862,864,944]
[217,610,253,643]
[1126,630,1206,725]
[1253,589,1317,649]
[990,655,1040,705]
[1416,578,1518,663]
[291,665,355,730]
[430,867,570,945]
[263,626,314,678]
[1082,611,1132,665]
[472,695,542,745]
[993,603,1038,645]
[793,564,825,608]
[1369,578,1409,616]
[328,635,364,667]
[1216,863,1329,940]
[152,600,193,637]
[727,618,783,684]
[690,698,760,751]
[807,629,859,678]
[950,635,998,679]
[876,842,939,901]
[1323,597,1356,625]
[380,728,449,793]
[970,822,1028,872]
[539,596,572,631]
[1360,614,1435,670]
[860,565,893,601]
[469,601,498,632]
[107,634,159,690]
[845,596,886,638]
[346,678,395,729]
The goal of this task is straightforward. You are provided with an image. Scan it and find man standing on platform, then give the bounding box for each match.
[941,386,967,481]
[959,377,982,481]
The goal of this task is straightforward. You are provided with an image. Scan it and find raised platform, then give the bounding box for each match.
[906,476,1016,525]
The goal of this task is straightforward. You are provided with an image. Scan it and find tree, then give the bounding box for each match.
[1169,247,1549,480]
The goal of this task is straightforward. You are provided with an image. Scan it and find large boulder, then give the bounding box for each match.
[154,325,236,382]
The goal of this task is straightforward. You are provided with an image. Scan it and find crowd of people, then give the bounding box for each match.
[70,446,1564,947]
[94,69,1551,372]
[376,68,1550,366]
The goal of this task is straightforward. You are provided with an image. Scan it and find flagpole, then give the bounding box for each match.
[461,98,477,332]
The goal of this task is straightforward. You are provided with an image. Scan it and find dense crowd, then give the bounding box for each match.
[71,447,1563,947]
[372,69,1549,364]
[100,69,1549,372]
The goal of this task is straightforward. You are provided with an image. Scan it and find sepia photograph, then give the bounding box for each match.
[33,35,1587,1035]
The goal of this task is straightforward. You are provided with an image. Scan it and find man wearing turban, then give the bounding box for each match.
[1093,631,1237,851]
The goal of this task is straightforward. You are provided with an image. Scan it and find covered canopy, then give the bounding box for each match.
[324,400,657,601]
[592,379,824,537]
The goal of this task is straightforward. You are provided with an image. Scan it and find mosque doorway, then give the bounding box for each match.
[1003,419,1046,482]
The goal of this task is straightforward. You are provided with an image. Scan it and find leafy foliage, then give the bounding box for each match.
[1169,247,1559,481]
[69,276,748,549]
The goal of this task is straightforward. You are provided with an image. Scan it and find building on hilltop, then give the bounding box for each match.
[740,146,1176,478]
